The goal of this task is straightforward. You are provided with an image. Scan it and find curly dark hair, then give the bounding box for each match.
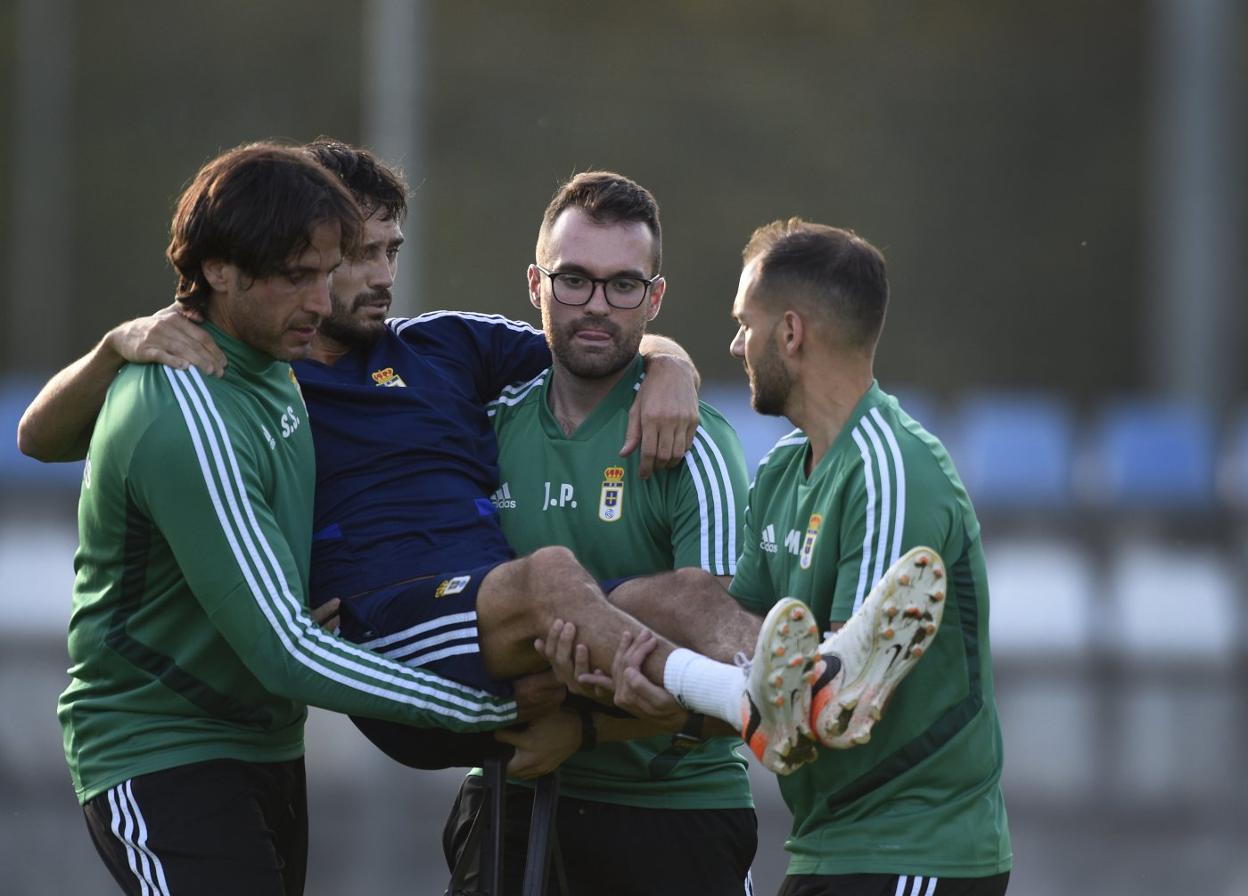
[304,137,409,222]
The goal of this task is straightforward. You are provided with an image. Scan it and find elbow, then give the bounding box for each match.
[16,411,87,463]
[15,415,50,461]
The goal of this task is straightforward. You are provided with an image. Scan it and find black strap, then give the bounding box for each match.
[578,709,597,752]
[646,712,705,779]
[446,761,506,896]
[522,773,562,896]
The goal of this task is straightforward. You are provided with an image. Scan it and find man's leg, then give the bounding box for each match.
[608,567,761,662]
[475,546,680,685]
[81,758,307,896]
[615,549,950,771]
[477,548,828,774]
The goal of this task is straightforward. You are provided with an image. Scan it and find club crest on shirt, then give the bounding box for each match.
[371,366,407,388]
[435,575,471,598]
[289,368,306,408]
[598,466,625,522]
[799,513,822,570]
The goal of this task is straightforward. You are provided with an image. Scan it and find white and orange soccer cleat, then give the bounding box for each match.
[740,597,824,775]
[809,546,946,749]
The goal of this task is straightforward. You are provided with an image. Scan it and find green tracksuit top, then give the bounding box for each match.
[487,356,753,808]
[730,382,1012,877]
[60,324,517,804]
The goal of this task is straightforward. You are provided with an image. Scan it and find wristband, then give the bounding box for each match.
[578,708,597,752]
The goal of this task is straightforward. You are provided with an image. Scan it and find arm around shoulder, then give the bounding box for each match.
[17,306,226,462]
[627,334,702,477]
[18,336,128,462]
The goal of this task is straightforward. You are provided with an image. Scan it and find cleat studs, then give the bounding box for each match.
[773,695,785,707]
[924,622,937,635]
[804,671,819,684]
[774,645,786,657]
[911,646,924,658]
[904,606,921,618]
[899,574,911,586]
[885,605,898,619]
[791,607,806,620]
[882,628,895,639]
[933,567,944,579]
[773,674,784,687]
[779,623,790,635]
[931,590,945,602]
[916,554,930,566]
[808,624,819,636]
[789,656,804,668]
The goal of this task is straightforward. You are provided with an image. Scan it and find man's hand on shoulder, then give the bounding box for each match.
[626,336,701,479]
[109,304,226,377]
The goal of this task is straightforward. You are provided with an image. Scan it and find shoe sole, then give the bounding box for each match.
[813,546,946,749]
[742,597,823,774]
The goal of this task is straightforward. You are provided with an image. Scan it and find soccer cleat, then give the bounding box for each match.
[740,597,823,775]
[810,546,946,749]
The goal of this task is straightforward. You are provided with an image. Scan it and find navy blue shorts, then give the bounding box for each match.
[335,563,638,770]
[336,560,513,698]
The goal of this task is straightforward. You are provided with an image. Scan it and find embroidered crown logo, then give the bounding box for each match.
[799,513,822,570]
[598,466,626,522]
[371,367,407,388]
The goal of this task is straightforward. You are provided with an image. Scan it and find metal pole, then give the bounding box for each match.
[362,0,428,318]
[1148,0,1239,410]
[8,0,75,373]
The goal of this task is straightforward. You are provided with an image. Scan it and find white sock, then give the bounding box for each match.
[663,647,744,726]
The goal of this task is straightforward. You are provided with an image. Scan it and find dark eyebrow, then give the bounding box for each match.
[556,264,648,280]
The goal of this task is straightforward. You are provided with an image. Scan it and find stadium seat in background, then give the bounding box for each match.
[0,378,85,493]
[0,519,79,636]
[987,536,1099,803]
[1103,540,1239,802]
[986,536,1095,658]
[951,394,1074,512]
[1106,539,1238,663]
[1081,399,1217,511]
[700,382,799,473]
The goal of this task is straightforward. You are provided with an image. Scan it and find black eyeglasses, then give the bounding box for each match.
[534,264,660,310]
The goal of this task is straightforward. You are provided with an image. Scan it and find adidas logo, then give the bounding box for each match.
[760,523,779,553]
[491,482,517,509]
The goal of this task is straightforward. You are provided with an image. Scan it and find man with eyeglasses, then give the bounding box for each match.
[441,171,759,896]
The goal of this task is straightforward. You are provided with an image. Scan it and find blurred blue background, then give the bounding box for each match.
[2,2,1245,894]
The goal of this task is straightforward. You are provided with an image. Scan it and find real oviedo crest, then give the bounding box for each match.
[598,466,625,522]
[799,513,822,570]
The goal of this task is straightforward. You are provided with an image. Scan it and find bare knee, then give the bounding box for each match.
[476,547,600,677]
[515,545,598,623]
